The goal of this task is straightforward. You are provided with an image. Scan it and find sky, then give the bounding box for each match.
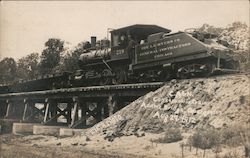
[0,1,249,60]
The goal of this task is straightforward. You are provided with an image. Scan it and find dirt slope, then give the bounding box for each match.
[86,74,250,138]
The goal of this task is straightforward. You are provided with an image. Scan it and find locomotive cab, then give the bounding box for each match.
[110,24,171,62]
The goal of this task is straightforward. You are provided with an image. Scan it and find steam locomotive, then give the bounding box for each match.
[74,24,238,85]
[2,24,239,93]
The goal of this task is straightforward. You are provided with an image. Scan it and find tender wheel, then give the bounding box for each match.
[159,69,173,81]
[112,67,127,84]
[201,63,216,77]
[177,65,190,79]
[99,69,112,85]
[138,74,149,83]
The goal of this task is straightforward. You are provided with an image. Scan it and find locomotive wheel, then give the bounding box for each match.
[138,74,150,83]
[202,62,217,77]
[159,69,173,81]
[112,67,127,85]
[99,69,112,85]
[177,66,190,79]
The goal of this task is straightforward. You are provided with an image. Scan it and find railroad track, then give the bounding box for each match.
[1,71,249,99]
[0,82,164,100]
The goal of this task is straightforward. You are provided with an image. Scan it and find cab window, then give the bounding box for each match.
[112,34,120,47]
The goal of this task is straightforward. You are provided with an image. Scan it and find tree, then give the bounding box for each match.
[17,53,39,80]
[39,38,64,74]
[57,41,91,72]
[0,57,17,83]
[230,21,248,30]
[73,41,91,55]
[61,51,80,72]
[189,128,221,157]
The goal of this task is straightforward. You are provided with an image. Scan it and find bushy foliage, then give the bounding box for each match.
[39,38,64,74]
[221,126,240,147]
[197,23,224,35]
[61,42,91,72]
[221,124,250,149]
[0,57,17,83]
[17,53,39,80]
[156,127,183,143]
[188,125,250,157]
[189,127,221,150]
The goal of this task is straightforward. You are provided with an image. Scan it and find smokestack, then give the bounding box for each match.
[91,36,96,48]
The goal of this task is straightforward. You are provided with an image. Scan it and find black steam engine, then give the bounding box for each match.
[4,24,239,92]
[74,24,238,86]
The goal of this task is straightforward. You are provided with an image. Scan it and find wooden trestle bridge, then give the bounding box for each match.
[0,82,163,129]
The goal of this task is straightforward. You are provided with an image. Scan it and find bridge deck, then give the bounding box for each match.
[0,82,165,128]
[0,82,164,100]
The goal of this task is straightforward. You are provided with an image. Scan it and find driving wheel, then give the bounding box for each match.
[99,69,112,85]
[112,67,127,84]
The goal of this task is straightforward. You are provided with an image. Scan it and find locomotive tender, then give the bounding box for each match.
[3,24,239,92]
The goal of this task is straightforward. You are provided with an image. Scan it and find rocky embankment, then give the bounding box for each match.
[85,74,250,140]
[196,22,249,51]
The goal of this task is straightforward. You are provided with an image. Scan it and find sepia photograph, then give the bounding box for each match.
[0,1,249,158]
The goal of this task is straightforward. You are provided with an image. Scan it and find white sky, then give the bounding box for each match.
[0,1,249,60]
